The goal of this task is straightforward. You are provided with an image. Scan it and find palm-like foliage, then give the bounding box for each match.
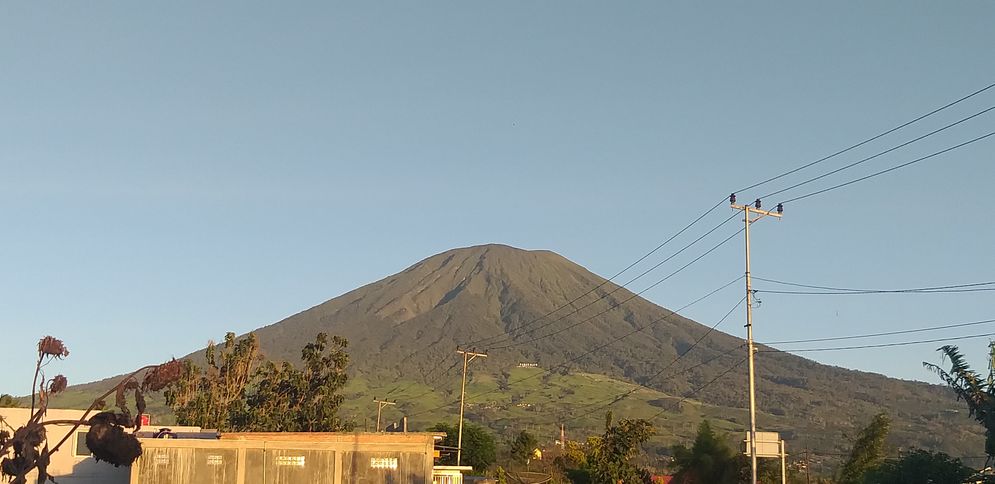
[923,342,995,464]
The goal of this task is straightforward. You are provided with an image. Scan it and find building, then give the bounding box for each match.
[0,407,131,484]
[2,407,445,483]
[133,431,441,483]
[431,465,474,484]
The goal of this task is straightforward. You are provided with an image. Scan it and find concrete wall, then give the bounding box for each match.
[0,407,130,484]
[133,432,440,484]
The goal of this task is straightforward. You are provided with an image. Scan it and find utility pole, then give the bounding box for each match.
[373,397,396,432]
[805,449,811,484]
[730,194,782,484]
[456,348,487,467]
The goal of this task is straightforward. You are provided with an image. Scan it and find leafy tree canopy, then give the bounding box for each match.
[430,422,497,474]
[165,332,351,432]
[0,394,19,408]
[244,333,350,432]
[559,412,653,484]
[838,413,890,484]
[864,448,973,484]
[670,420,738,484]
[509,430,539,465]
[924,342,995,460]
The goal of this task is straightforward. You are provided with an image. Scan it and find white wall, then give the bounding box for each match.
[0,407,129,484]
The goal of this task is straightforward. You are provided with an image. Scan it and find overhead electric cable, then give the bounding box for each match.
[479,212,739,350]
[779,130,995,205]
[464,82,995,354]
[752,276,995,294]
[761,331,995,353]
[405,275,744,417]
[757,287,995,295]
[387,81,995,402]
[646,356,750,421]
[762,317,995,346]
[487,226,744,351]
[528,296,747,426]
[735,80,995,194]
[759,105,995,201]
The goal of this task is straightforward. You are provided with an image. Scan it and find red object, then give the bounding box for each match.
[140,414,151,426]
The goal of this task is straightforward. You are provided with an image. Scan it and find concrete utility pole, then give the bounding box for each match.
[456,348,487,466]
[373,397,396,432]
[730,194,783,484]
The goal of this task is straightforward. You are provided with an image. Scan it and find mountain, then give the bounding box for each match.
[55,244,984,468]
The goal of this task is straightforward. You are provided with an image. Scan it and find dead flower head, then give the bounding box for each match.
[141,359,184,392]
[86,412,142,467]
[48,375,68,395]
[37,337,69,359]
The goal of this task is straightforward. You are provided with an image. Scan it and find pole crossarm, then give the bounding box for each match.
[730,195,784,484]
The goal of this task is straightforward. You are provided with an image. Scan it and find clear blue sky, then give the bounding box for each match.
[2,1,993,395]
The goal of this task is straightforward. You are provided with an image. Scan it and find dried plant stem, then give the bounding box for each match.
[29,352,43,416]
[38,420,88,427]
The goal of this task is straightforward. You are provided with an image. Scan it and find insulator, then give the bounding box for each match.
[754,199,762,209]
[729,193,737,204]
[776,203,783,214]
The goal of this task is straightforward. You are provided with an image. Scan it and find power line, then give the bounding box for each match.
[735,80,995,194]
[464,199,728,349]
[385,358,462,399]
[752,276,995,295]
[487,226,744,351]
[390,81,995,397]
[387,221,742,398]
[405,276,744,418]
[758,287,995,295]
[779,130,995,205]
[520,295,746,426]
[529,297,747,427]
[762,317,995,346]
[389,82,995,403]
[646,356,750,421]
[439,83,995,359]
[479,212,740,350]
[761,330,995,353]
[758,104,995,201]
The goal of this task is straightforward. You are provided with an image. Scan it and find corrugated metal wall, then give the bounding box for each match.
[133,435,434,484]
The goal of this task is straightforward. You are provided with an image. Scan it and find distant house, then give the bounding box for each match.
[516,363,539,368]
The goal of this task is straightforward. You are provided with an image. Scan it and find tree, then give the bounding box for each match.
[592,414,653,483]
[165,332,352,432]
[429,422,497,473]
[509,430,538,465]
[566,412,653,484]
[863,448,973,484]
[0,335,181,484]
[165,332,259,430]
[670,420,738,484]
[924,343,995,466]
[244,333,351,431]
[837,413,890,484]
[0,395,19,408]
